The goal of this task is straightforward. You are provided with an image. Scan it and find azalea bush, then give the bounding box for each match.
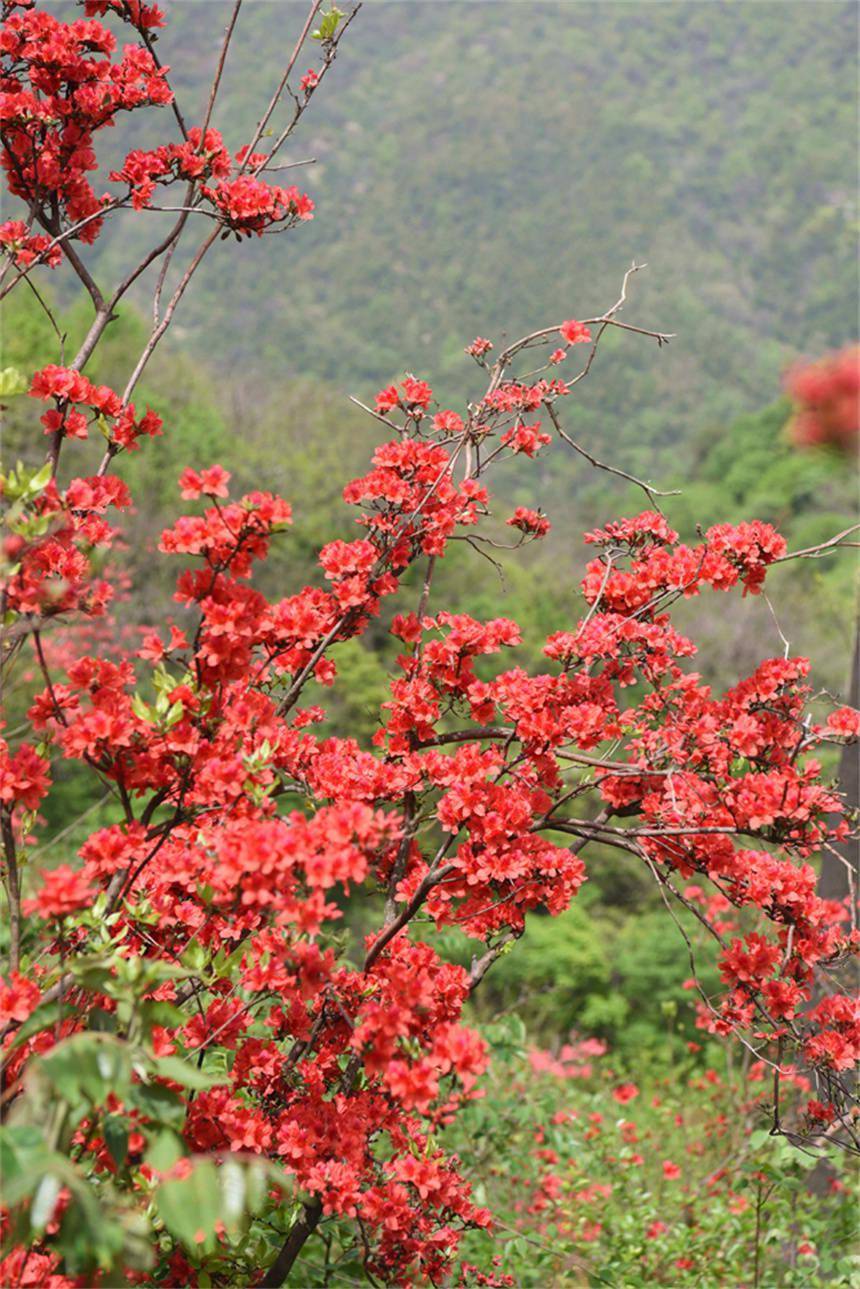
[452,1024,857,1288]
[0,1,858,1286]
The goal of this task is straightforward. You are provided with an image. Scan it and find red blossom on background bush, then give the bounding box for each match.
[785,345,860,451]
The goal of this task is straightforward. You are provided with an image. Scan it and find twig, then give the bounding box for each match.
[240,0,324,172]
[775,523,860,563]
[544,401,680,502]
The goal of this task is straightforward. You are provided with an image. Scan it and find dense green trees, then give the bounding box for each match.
[83,1,857,477]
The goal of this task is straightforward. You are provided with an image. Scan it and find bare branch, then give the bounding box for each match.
[775,523,860,563]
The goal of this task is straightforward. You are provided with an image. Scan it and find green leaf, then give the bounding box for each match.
[137,999,185,1032]
[39,1034,132,1107]
[165,700,184,727]
[28,460,53,494]
[312,7,343,41]
[87,1007,118,1033]
[127,1080,185,1130]
[180,939,209,973]
[103,1115,129,1169]
[8,1002,64,1050]
[67,961,118,994]
[748,1128,773,1152]
[0,367,27,397]
[156,1159,222,1252]
[148,1055,225,1090]
[144,1128,185,1173]
[131,693,151,722]
[154,1157,286,1255]
[0,1124,51,1187]
[55,1176,125,1276]
[30,1172,62,1231]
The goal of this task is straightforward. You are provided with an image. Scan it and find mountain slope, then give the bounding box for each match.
[83,0,858,482]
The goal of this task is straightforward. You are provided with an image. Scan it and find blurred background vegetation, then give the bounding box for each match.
[2,0,857,1064]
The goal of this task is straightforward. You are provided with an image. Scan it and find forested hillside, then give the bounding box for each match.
[83,0,858,480]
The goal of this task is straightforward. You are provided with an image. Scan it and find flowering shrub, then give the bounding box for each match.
[785,346,859,452]
[0,1,857,1285]
[452,1023,857,1286]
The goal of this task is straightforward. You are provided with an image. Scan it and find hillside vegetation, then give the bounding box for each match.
[83,0,858,480]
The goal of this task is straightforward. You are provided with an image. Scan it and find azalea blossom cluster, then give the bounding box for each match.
[0,3,171,248]
[0,2,857,1286]
[785,344,859,452]
[0,217,61,269]
[0,0,320,283]
[112,129,315,236]
[4,471,131,620]
[29,364,162,448]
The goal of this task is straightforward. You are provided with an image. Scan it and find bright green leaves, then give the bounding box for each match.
[0,365,28,398]
[130,660,192,729]
[0,1030,286,1278]
[155,1155,288,1255]
[156,1159,225,1252]
[144,1132,296,1269]
[63,948,195,1047]
[0,1122,136,1276]
[147,1054,223,1091]
[8,1031,225,1167]
[37,1032,131,1109]
[0,1124,53,1207]
[5,1000,65,1051]
[1,459,55,592]
[2,458,52,502]
[0,1124,295,1279]
[312,6,344,43]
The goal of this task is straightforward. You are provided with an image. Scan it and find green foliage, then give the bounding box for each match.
[463,901,720,1059]
[1,968,294,1282]
[154,1156,281,1258]
[87,0,857,489]
[312,7,344,44]
[451,1032,858,1287]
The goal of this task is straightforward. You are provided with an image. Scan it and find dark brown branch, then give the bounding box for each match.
[259,1198,323,1286]
[364,862,455,973]
[544,401,679,503]
[468,929,520,991]
[1,813,21,974]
